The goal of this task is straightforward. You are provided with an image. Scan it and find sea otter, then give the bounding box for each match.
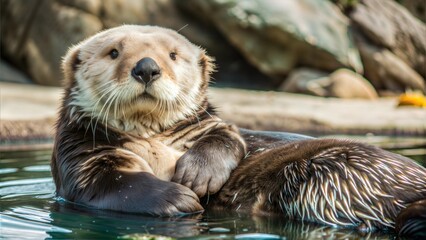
[51,25,426,236]
[51,25,246,215]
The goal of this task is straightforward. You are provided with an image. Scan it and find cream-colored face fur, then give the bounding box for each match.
[63,25,213,137]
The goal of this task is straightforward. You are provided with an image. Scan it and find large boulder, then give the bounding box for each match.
[179,0,363,82]
[1,0,102,86]
[350,0,426,78]
[356,34,425,94]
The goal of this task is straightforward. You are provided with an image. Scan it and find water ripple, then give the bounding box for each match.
[0,178,54,199]
[23,165,51,172]
[1,213,71,240]
[0,168,18,174]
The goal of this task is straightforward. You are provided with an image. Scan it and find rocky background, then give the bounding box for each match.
[1,0,425,97]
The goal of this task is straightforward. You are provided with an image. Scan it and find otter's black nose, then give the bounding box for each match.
[132,57,161,84]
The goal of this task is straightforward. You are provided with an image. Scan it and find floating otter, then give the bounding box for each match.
[52,25,246,215]
[51,25,426,235]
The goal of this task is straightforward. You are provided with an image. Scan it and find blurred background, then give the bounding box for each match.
[1,0,425,92]
[1,0,426,143]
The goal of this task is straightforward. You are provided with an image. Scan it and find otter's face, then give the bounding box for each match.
[63,25,213,133]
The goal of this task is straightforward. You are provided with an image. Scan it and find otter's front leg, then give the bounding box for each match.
[93,171,204,216]
[172,124,246,197]
[56,148,203,216]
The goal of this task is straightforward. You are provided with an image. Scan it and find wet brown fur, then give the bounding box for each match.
[52,25,245,216]
[211,138,426,232]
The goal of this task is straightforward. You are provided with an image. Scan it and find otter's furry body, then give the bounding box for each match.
[213,137,426,232]
[52,25,246,215]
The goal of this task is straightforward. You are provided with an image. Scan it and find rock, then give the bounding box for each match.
[208,88,426,136]
[1,0,103,86]
[356,35,426,94]
[279,68,329,95]
[0,82,60,144]
[0,59,32,84]
[350,0,426,78]
[99,0,183,29]
[280,68,378,99]
[58,0,102,15]
[179,0,363,82]
[326,69,378,99]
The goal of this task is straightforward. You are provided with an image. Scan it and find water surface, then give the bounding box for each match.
[1,140,424,239]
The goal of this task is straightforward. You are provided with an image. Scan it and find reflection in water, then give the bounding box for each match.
[1,146,423,239]
[251,215,392,240]
[48,202,203,239]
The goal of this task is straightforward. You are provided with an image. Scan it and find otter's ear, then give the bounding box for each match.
[62,45,81,84]
[198,50,215,82]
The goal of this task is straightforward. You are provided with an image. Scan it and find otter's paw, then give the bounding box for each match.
[153,181,204,216]
[172,153,236,198]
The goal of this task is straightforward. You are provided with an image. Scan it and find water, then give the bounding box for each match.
[1,142,425,240]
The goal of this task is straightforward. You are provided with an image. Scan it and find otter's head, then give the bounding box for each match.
[62,25,214,136]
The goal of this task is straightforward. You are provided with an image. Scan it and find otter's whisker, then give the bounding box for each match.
[113,87,124,120]
[176,94,200,126]
[89,84,118,148]
[103,91,118,141]
[102,84,125,142]
[143,98,160,117]
[199,105,213,119]
[94,84,120,143]
[176,24,189,33]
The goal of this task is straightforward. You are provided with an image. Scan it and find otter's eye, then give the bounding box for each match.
[169,52,177,61]
[109,49,119,59]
